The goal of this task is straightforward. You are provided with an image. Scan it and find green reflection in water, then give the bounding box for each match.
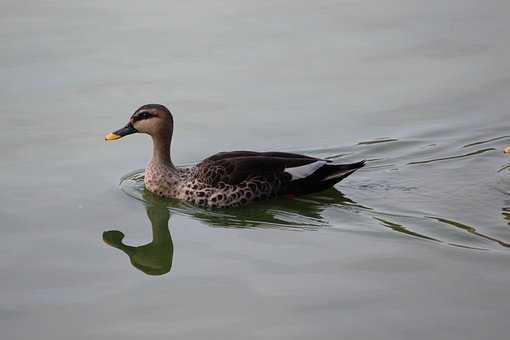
[186,188,363,229]
[102,188,363,276]
[106,167,510,277]
[103,193,173,276]
[119,170,367,230]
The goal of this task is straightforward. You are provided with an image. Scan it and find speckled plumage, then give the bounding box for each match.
[107,104,365,208]
[145,155,287,208]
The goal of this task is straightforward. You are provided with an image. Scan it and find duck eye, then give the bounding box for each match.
[137,111,152,120]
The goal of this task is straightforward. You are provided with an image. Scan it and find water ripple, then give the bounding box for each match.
[119,126,510,252]
[408,148,495,165]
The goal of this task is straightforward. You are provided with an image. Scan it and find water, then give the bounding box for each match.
[2,1,510,339]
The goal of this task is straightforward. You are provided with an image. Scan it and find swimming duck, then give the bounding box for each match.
[105,104,365,208]
[505,146,510,154]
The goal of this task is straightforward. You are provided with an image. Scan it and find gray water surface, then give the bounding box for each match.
[2,1,510,339]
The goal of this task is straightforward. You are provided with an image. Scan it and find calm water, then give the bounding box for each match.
[2,1,510,339]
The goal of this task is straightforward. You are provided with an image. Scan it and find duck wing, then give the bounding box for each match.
[197,152,365,194]
[198,155,320,186]
[203,150,322,162]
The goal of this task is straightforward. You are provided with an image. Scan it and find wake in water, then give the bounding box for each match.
[106,137,510,278]
[119,133,510,251]
[112,122,510,251]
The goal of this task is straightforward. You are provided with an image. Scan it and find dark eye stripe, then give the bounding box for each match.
[133,111,153,121]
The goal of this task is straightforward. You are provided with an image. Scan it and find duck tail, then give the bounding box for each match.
[285,160,365,195]
[320,160,366,182]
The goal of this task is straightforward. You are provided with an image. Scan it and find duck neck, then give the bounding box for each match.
[150,134,176,171]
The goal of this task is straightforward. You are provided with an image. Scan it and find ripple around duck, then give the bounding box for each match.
[407,147,496,165]
[462,135,510,148]
[120,170,344,230]
[120,157,510,251]
[118,122,510,251]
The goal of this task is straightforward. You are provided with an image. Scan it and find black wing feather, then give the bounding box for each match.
[198,154,319,186]
[204,150,324,162]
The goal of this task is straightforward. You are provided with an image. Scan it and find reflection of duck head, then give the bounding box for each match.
[104,186,362,276]
[103,193,173,276]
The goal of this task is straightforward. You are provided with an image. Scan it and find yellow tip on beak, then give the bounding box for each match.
[505,146,510,154]
[105,133,122,141]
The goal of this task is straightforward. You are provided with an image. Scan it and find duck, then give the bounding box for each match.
[506,146,510,154]
[105,104,365,208]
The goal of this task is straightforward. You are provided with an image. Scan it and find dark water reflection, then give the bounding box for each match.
[119,172,366,230]
[115,149,510,270]
[103,186,365,276]
[103,193,173,276]
[104,128,510,277]
[107,163,510,276]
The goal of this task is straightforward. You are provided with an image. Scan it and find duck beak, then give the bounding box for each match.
[105,122,138,141]
[505,146,510,154]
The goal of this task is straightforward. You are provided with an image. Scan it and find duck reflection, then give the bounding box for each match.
[111,171,510,278]
[102,187,364,276]
[184,187,365,229]
[103,195,173,276]
[119,170,369,230]
[105,179,510,277]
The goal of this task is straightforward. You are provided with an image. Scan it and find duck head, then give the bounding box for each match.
[105,104,173,141]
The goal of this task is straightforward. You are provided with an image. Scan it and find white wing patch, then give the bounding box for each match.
[284,160,327,181]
